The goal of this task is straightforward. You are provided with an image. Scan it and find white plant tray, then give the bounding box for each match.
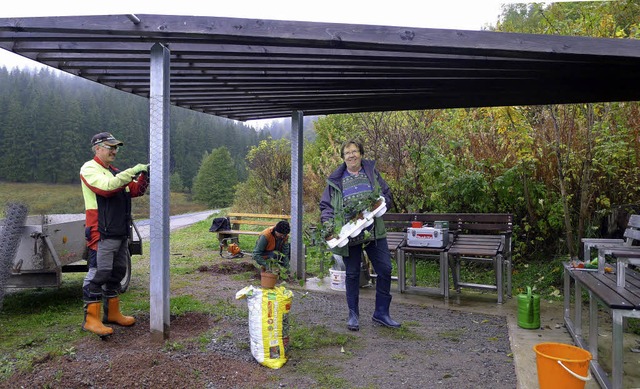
[325,197,387,249]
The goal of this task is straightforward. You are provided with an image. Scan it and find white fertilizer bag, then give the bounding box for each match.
[235,285,293,369]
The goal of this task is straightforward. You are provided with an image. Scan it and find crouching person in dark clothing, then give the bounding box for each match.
[252,220,291,271]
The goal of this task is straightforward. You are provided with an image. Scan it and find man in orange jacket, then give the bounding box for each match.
[79,132,149,337]
[252,220,291,270]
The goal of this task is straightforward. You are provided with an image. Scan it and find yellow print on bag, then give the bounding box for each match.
[235,285,293,369]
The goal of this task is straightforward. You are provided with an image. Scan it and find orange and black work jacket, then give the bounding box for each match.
[252,226,290,266]
[80,156,148,250]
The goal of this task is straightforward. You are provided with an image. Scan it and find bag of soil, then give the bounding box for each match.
[235,285,293,369]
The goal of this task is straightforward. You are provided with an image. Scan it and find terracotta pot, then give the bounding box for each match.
[260,271,278,289]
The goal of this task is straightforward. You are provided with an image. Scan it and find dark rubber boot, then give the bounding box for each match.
[347,309,360,331]
[372,294,401,328]
[345,275,360,331]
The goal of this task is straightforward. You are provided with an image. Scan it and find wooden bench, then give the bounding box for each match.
[447,214,513,304]
[582,214,640,262]
[382,213,513,303]
[563,262,640,389]
[216,212,290,242]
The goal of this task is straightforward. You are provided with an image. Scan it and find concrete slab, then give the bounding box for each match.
[304,277,601,389]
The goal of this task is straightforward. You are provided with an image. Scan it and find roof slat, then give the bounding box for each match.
[1,13,639,120]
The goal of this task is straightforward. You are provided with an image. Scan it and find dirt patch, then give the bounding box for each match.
[198,260,257,274]
[5,313,264,389]
[1,260,516,389]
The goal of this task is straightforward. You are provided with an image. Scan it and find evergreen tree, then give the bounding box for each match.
[192,147,238,208]
[0,67,262,186]
[169,172,185,192]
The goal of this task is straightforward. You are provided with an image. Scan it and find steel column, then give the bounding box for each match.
[290,110,304,279]
[149,43,171,341]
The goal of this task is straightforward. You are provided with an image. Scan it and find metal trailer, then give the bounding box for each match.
[1,213,141,292]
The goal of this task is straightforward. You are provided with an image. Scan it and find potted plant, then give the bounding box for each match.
[366,186,384,211]
[321,219,340,241]
[344,187,384,224]
[259,252,288,289]
[344,199,367,223]
[320,208,348,248]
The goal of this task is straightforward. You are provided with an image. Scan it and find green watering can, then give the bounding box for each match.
[517,286,540,329]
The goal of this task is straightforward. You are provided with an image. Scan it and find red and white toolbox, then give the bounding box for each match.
[406,221,449,248]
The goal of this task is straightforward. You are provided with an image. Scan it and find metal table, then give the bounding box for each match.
[563,263,640,389]
[396,245,449,298]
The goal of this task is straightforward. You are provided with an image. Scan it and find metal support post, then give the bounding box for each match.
[290,110,304,280]
[149,42,171,342]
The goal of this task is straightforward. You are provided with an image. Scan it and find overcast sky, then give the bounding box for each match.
[0,1,582,126]
[0,1,589,69]
[0,0,515,69]
[1,0,509,28]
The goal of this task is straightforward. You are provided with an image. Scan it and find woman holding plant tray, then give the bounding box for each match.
[319,140,400,331]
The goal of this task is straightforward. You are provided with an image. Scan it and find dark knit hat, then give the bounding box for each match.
[274,220,290,235]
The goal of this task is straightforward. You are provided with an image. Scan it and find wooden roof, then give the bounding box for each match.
[1,14,639,121]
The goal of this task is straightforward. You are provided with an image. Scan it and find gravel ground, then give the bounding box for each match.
[1,260,516,389]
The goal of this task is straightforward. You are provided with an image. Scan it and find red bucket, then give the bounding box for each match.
[411,221,422,228]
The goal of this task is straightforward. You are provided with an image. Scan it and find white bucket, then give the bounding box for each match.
[329,269,346,291]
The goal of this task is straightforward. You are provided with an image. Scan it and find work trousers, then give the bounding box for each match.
[343,238,392,310]
[82,238,128,302]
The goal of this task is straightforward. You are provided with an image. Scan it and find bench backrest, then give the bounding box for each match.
[227,212,290,229]
[383,213,513,255]
[383,213,460,232]
[383,213,513,235]
[623,214,640,244]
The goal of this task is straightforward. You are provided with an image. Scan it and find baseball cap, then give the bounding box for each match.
[91,132,124,147]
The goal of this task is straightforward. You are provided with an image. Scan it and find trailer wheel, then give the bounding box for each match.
[120,252,132,293]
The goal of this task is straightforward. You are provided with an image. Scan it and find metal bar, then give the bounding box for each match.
[612,310,623,389]
[149,42,171,342]
[616,261,625,287]
[126,14,141,25]
[290,110,304,280]
[505,253,512,298]
[588,291,598,361]
[5,272,59,288]
[564,265,571,326]
[410,252,417,286]
[496,254,503,304]
[455,282,498,290]
[397,248,405,293]
[43,235,62,270]
[442,252,449,299]
[575,279,583,338]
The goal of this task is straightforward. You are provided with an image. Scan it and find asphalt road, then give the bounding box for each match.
[134,210,219,240]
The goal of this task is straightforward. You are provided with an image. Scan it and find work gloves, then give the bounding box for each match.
[113,164,150,186]
[122,164,149,181]
[131,163,149,174]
